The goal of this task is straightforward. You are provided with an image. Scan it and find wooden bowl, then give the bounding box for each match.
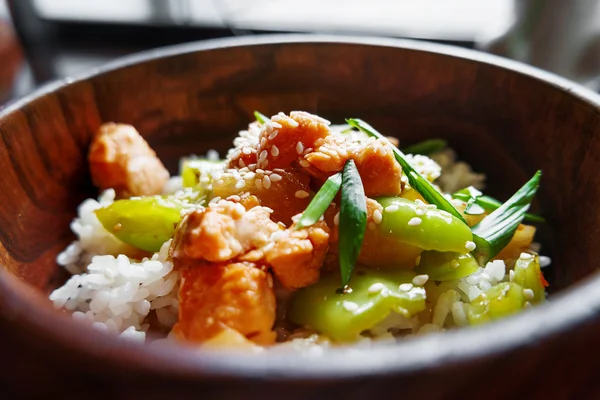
[1,35,600,398]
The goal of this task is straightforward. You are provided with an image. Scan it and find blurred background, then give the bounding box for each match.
[0,0,599,104]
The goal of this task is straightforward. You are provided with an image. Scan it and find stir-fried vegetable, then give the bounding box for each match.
[453,187,544,223]
[415,251,479,281]
[289,267,426,342]
[254,111,269,124]
[471,171,541,263]
[376,197,473,253]
[513,253,546,304]
[338,160,367,286]
[180,157,225,191]
[295,173,342,230]
[467,282,526,324]
[95,196,184,252]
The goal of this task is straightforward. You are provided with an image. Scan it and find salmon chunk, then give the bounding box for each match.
[265,220,330,290]
[88,123,169,198]
[170,199,281,263]
[174,261,276,345]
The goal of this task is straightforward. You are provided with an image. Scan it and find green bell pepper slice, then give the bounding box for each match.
[467,282,526,325]
[415,251,480,281]
[513,254,546,304]
[289,267,426,342]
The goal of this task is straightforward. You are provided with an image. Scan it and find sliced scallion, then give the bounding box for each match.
[254,111,269,124]
[471,171,542,263]
[453,187,544,223]
[338,160,367,287]
[403,138,448,155]
[295,173,342,230]
[346,118,466,223]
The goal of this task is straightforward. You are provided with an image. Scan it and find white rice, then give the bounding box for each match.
[50,191,180,341]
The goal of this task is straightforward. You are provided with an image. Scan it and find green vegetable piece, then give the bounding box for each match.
[403,138,448,156]
[471,171,542,263]
[180,157,225,191]
[513,254,546,304]
[467,282,526,325]
[346,118,467,223]
[254,111,269,124]
[289,267,426,342]
[376,197,473,253]
[95,197,183,252]
[415,251,479,281]
[453,187,545,223]
[296,173,342,230]
[339,160,367,286]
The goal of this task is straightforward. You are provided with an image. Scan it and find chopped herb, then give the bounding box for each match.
[463,186,485,215]
[453,187,545,223]
[295,173,342,230]
[403,139,448,155]
[346,118,466,223]
[254,111,269,124]
[471,171,542,263]
[339,160,367,287]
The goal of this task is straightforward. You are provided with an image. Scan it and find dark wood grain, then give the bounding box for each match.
[0,35,600,398]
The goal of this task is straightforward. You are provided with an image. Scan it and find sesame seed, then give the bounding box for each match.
[235,180,246,190]
[299,160,311,168]
[259,150,268,162]
[260,137,267,148]
[268,130,279,140]
[385,205,399,213]
[255,179,263,190]
[271,145,280,157]
[271,121,282,129]
[368,283,385,295]
[519,252,533,260]
[295,190,310,199]
[270,173,282,182]
[334,212,340,225]
[256,169,265,174]
[248,164,256,171]
[238,159,245,168]
[288,118,300,128]
[244,172,256,180]
[265,122,273,134]
[509,270,515,282]
[263,175,271,189]
[412,274,429,286]
[523,288,535,300]
[426,204,437,210]
[373,209,383,224]
[242,147,252,155]
[216,179,224,186]
[539,256,551,268]
[408,217,422,226]
[415,208,425,216]
[296,142,305,155]
[524,301,533,309]
[208,196,222,205]
[399,283,413,292]
[273,168,285,173]
[342,301,359,312]
[451,259,460,268]
[465,241,476,251]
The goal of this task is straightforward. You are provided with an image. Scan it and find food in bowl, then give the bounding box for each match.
[50,111,548,350]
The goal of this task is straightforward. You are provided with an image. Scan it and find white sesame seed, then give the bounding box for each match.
[342,301,359,312]
[519,252,533,260]
[270,173,282,182]
[414,199,425,206]
[264,122,273,134]
[523,288,535,300]
[509,270,515,282]
[296,142,305,155]
[242,147,252,155]
[208,196,222,205]
[256,169,265,174]
[373,210,383,224]
[368,283,385,295]
[271,145,280,157]
[248,163,256,171]
[255,179,263,190]
[408,217,422,226]
[268,130,279,140]
[216,179,224,186]
[399,283,413,292]
[260,137,267,148]
[244,172,256,180]
[227,195,241,202]
[539,256,551,268]
[259,150,268,162]
[238,159,246,168]
[385,205,399,213]
[299,160,311,168]
[271,121,282,129]
[334,212,340,225]
[263,175,271,189]
[426,204,437,210]
[465,241,476,251]
[415,208,425,216]
[235,180,246,190]
[412,274,429,286]
[295,190,310,199]
[451,259,460,269]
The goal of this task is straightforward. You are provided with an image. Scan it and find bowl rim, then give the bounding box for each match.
[1,34,600,381]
